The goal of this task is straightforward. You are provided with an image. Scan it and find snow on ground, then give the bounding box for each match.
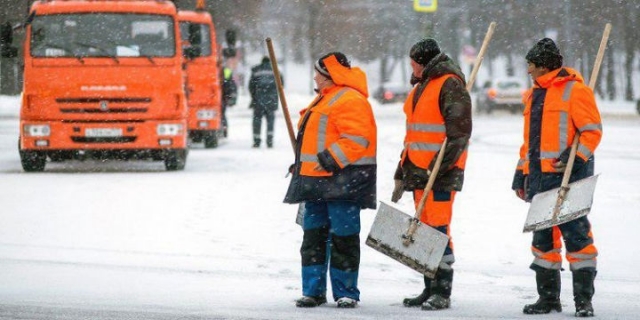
[0,92,639,319]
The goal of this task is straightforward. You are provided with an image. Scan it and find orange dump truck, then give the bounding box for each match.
[178,9,223,148]
[18,0,188,171]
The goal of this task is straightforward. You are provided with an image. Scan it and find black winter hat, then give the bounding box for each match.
[410,38,441,66]
[315,52,350,78]
[526,38,563,70]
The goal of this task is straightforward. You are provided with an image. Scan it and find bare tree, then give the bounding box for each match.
[1,0,637,99]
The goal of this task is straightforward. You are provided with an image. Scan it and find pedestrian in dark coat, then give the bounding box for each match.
[249,56,281,148]
[220,65,237,137]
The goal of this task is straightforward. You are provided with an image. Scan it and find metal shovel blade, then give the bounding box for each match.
[366,201,449,278]
[523,174,599,233]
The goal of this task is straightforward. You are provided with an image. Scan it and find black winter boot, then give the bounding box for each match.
[403,276,432,307]
[573,268,596,317]
[295,296,327,308]
[523,268,562,314]
[422,268,453,310]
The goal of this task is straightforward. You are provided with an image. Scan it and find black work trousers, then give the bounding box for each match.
[252,108,275,146]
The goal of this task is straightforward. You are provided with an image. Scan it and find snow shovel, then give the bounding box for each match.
[522,23,611,233]
[366,140,450,278]
[522,136,600,232]
[366,22,496,278]
[266,38,305,226]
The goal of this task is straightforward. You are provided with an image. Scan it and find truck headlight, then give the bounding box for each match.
[24,124,51,137]
[157,123,183,136]
[196,109,216,120]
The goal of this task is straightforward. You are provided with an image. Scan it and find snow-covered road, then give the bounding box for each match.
[1,94,639,319]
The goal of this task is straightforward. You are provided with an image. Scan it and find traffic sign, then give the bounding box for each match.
[414,0,437,12]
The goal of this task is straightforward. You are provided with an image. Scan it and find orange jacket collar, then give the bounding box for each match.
[534,67,584,89]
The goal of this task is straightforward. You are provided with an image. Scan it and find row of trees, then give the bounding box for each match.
[182,0,639,100]
[1,0,638,100]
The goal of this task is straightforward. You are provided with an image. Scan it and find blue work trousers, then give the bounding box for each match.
[300,200,361,301]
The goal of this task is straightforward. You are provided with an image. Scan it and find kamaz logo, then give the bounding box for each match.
[80,85,127,91]
[99,100,109,111]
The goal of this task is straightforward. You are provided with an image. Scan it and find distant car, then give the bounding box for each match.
[476,78,526,114]
[374,82,410,104]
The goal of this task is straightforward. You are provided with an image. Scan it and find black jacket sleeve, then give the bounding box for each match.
[317,150,340,173]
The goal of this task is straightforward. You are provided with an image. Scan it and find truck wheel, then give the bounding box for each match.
[164,149,187,171]
[18,138,46,172]
[19,148,46,172]
[204,131,218,148]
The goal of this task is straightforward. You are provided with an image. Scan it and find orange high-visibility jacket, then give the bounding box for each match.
[402,74,467,171]
[284,55,377,209]
[296,56,377,177]
[516,67,602,175]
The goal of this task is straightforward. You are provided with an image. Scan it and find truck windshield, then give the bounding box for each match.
[179,22,212,57]
[30,13,176,58]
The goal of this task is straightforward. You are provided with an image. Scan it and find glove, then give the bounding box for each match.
[552,159,567,173]
[391,179,404,203]
[285,163,295,178]
[515,189,526,201]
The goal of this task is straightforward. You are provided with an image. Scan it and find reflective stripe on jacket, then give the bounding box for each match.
[402,74,467,171]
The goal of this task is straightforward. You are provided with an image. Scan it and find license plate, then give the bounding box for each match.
[85,128,123,137]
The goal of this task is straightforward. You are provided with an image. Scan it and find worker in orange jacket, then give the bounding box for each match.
[284,52,377,309]
[392,38,472,311]
[513,38,602,317]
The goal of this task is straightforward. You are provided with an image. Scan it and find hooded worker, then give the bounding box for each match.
[284,52,377,309]
[514,38,602,317]
[392,38,472,311]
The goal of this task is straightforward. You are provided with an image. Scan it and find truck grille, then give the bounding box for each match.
[56,98,151,103]
[57,97,151,114]
[60,108,148,113]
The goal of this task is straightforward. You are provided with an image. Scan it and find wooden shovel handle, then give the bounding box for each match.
[466,21,496,92]
[403,139,447,246]
[266,38,296,155]
[414,139,447,218]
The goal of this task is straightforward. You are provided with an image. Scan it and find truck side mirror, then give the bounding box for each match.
[225,29,236,47]
[1,22,13,44]
[0,22,18,58]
